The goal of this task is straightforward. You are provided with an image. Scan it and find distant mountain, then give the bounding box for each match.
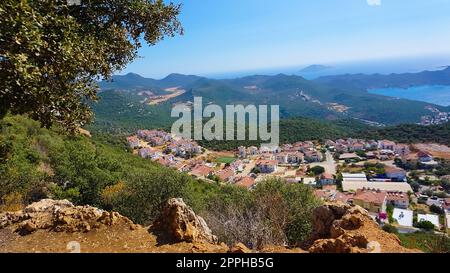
[92,70,450,129]
[98,73,204,94]
[299,64,333,73]
[315,66,450,89]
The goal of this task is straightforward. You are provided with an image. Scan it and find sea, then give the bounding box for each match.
[368,85,450,107]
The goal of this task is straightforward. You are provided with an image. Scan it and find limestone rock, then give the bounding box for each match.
[308,202,418,253]
[0,199,136,234]
[230,243,251,253]
[153,198,217,244]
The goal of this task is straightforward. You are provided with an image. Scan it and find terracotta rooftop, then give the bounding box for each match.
[353,189,387,205]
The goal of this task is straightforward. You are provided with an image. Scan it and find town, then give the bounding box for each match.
[127,130,450,236]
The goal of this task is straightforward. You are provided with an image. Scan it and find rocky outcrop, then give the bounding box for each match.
[0,199,418,253]
[229,243,252,253]
[152,198,217,244]
[0,199,137,235]
[307,202,418,253]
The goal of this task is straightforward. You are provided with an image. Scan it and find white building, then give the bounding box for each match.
[417,214,440,228]
[392,208,413,227]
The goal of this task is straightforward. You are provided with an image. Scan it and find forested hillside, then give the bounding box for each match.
[0,115,321,246]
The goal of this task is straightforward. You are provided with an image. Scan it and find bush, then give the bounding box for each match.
[382,224,398,234]
[429,204,444,215]
[309,166,325,176]
[203,178,322,248]
[414,220,435,231]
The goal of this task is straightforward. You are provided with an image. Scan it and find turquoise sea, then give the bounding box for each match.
[368,85,450,107]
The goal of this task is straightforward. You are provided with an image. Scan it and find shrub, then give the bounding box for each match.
[414,220,435,231]
[382,224,398,234]
[429,204,444,215]
[203,178,322,248]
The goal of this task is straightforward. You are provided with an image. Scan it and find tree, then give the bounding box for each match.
[0,0,182,132]
[309,166,325,176]
[429,204,444,215]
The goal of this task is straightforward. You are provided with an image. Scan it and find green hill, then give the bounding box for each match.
[0,115,320,245]
[93,71,447,126]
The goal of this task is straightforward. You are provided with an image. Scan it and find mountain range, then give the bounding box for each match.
[94,67,450,132]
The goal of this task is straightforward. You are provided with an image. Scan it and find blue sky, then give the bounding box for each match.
[121,0,450,78]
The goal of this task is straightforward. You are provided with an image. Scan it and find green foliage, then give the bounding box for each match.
[429,204,444,215]
[309,166,325,176]
[382,224,398,234]
[386,203,395,223]
[398,232,450,253]
[203,178,322,248]
[0,0,182,131]
[414,220,435,231]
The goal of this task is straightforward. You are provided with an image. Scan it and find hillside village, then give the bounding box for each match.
[127,130,450,236]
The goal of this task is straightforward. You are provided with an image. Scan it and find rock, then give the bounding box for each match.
[153,198,218,244]
[0,199,137,235]
[230,243,251,253]
[308,202,417,253]
[24,199,73,214]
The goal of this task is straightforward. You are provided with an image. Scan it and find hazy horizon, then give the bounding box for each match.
[119,0,450,79]
[117,53,450,80]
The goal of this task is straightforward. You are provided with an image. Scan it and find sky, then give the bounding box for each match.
[121,0,450,78]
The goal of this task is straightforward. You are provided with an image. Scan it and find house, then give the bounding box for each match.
[339,153,361,161]
[190,165,213,178]
[275,152,289,164]
[230,160,244,172]
[352,189,387,213]
[386,191,409,209]
[366,151,377,159]
[148,136,165,146]
[417,151,439,167]
[287,152,304,164]
[378,140,396,151]
[215,167,235,182]
[238,146,247,158]
[138,147,156,159]
[384,166,407,181]
[342,181,412,193]
[349,142,365,152]
[334,192,354,203]
[248,146,259,156]
[335,143,348,153]
[325,140,336,147]
[366,140,379,150]
[126,136,140,149]
[304,150,322,162]
[417,214,440,228]
[256,160,278,173]
[342,173,368,182]
[392,208,413,227]
[235,176,256,189]
[394,144,410,156]
[417,151,433,163]
[319,173,335,186]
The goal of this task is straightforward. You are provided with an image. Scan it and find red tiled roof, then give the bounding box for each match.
[353,189,387,205]
[236,177,256,189]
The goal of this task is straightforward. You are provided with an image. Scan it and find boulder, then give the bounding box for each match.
[307,202,417,253]
[153,198,217,244]
[0,199,135,234]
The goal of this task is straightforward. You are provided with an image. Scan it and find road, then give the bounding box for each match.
[309,150,336,175]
